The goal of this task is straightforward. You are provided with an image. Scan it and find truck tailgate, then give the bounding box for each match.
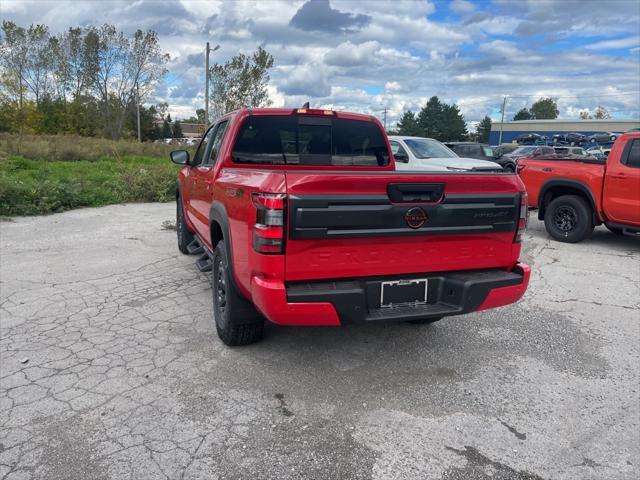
[285,172,524,281]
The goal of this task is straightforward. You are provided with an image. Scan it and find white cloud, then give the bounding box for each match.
[3,0,639,125]
[585,36,640,50]
[451,0,476,14]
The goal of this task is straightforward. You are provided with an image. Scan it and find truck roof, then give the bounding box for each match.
[225,107,376,123]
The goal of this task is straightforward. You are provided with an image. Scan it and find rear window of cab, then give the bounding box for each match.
[231,115,390,166]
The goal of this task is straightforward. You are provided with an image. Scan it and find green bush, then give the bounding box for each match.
[0,155,179,216]
[0,132,177,162]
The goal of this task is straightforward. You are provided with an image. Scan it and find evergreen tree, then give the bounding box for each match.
[477,115,492,144]
[396,110,420,136]
[417,96,444,139]
[440,104,467,141]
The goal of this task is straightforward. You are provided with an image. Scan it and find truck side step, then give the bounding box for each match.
[186,238,204,255]
[623,227,640,237]
[196,254,212,272]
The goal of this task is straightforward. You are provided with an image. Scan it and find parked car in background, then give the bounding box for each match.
[503,145,555,163]
[497,143,521,155]
[586,146,611,161]
[553,146,592,158]
[589,132,619,144]
[516,133,547,145]
[444,142,516,172]
[518,131,640,242]
[389,136,503,172]
[553,132,588,146]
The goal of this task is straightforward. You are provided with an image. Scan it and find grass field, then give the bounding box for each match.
[0,134,182,216]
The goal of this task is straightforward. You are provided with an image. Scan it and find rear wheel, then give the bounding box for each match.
[406,317,443,325]
[544,195,594,243]
[212,242,264,346]
[503,163,515,173]
[176,195,194,254]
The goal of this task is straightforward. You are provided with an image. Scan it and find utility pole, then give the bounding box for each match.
[382,107,388,131]
[136,83,141,143]
[204,43,220,128]
[498,96,507,145]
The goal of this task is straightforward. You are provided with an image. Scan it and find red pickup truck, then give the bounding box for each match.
[518,131,640,243]
[170,108,530,345]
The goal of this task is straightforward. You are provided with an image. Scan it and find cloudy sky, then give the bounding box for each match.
[3,0,640,127]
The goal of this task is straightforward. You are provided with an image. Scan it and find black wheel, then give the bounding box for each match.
[212,242,264,346]
[406,317,443,325]
[176,196,194,254]
[544,195,594,243]
[606,225,625,235]
[503,163,516,173]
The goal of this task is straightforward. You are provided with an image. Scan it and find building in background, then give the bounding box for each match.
[489,119,640,144]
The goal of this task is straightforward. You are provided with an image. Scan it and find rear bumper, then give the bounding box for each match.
[251,263,530,327]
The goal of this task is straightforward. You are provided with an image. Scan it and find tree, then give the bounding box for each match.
[415,96,467,141]
[529,97,559,120]
[417,96,444,139]
[396,110,420,136]
[440,104,467,141]
[161,118,171,139]
[172,120,183,138]
[209,46,273,119]
[93,25,169,139]
[593,105,611,119]
[513,108,532,121]
[196,108,206,124]
[477,115,492,144]
[579,109,591,120]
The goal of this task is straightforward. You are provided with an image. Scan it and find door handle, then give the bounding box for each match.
[542,167,553,172]
[610,174,626,179]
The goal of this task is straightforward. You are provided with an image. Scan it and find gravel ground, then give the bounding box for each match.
[1,202,638,480]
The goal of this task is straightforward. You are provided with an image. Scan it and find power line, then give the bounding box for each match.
[457,92,640,108]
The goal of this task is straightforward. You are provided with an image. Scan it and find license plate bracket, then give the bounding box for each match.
[380,278,428,308]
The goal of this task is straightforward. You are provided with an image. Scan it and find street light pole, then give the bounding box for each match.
[204,43,220,128]
[498,96,508,145]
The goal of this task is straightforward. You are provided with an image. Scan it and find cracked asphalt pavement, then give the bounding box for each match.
[1,202,639,480]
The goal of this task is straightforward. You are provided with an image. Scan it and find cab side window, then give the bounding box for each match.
[624,139,640,168]
[204,121,229,166]
[191,126,215,166]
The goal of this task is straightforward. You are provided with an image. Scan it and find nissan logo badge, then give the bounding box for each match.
[404,207,428,229]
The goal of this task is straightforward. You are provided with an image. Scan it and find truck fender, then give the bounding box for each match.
[208,201,243,294]
[538,178,601,223]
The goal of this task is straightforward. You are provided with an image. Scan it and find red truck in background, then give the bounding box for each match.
[518,131,640,243]
[170,107,530,346]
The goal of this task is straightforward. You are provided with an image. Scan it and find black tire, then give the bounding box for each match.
[406,317,443,325]
[176,196,194,254]
[503,163,516,173]
[544,195,594,243]
[212,242,264,346]
[606,225,625,235]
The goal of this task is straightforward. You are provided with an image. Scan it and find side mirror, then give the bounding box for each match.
[170,150,190,165]
[394,152,409,163]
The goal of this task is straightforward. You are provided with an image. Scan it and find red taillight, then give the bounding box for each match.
[514,192,529,243]
[252,193,286,254]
